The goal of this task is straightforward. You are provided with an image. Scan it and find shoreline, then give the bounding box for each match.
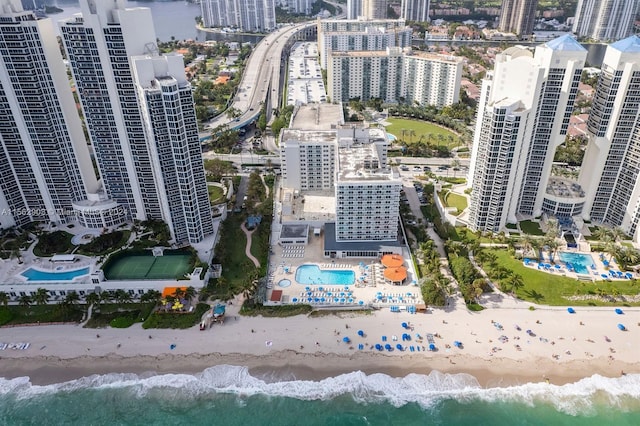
[0,300,637,388]
[0,351,633,388]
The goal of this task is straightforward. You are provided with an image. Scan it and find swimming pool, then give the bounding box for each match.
[278,279,291,288]
[21,267,90,282]
[559,252,595,275]
[295,265,355,285]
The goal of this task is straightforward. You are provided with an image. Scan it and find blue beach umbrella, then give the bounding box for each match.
[314,298,319,303]
[385,344,392,351]
[429,343,436,351]
[292,297,298,303]
[343,337,351,343]
[618,324,627,331]
[454,341,462,348]
[615,308,624,315]
[567,307,576,314]
[320,297,325,303]
[307,297,312,302]
[396,344,403,351]
[375,344,383,351]
[358,330,365,337]
[401,322,408,329]
[358,300,364,306]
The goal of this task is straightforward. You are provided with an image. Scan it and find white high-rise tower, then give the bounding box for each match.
[60,0,213,243]
[573,0,640,42]
[0,0,99,228]
[579,36,640,241]
[467,35,587,232]
[131,55,214,243]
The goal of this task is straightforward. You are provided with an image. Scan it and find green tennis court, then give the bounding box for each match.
[104,254,192,280]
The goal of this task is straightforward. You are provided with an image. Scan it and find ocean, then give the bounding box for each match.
[1,366,640,425]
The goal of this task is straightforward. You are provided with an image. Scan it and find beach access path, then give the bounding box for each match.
[240,221,260,267]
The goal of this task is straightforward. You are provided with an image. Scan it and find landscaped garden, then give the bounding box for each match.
[386,118,460,148]
[440,191,467,215]
[476,248,640,306]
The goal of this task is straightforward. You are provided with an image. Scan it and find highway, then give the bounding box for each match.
[204,22,316,134]
[203,151,470,169]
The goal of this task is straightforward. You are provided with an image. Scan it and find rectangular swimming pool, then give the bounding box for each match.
[559,252,595,275]
[295,264,355,285]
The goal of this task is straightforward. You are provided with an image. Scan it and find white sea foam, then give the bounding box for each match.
[2,366,640,415]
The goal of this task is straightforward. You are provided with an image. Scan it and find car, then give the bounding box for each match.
[400,165,409,171]
[423,166,431,172]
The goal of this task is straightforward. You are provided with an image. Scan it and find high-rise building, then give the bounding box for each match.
[362,0,387,19]
[335,141,401,242]
[287,0,312,15]
[131,55,214,244]
[579,36,640,240]
[0,0,101,228]
[327,48,462,106]
[498,0,538,39]
[402,52,462,107]
[60,0,213,243]
[347,0,363,19]
[401,0,430,22]
[60,0,161,222]
[572,0,640,42]
[318,18,412,69]
[328,48,404,104]
[201,0,276,32]
[467,35,586,232]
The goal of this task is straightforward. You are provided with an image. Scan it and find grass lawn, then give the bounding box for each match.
[483,249,640,306]
[207,184,225,205]
[385,118,458,147]
[218,214,252,288]
[520,220,544,236]
[443,192,467,212]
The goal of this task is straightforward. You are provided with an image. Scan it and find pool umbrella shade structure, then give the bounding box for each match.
[384,266,408,283]
[618,324,627,331]
[381,254,404,268]
[615,308,624,315]
[567,307,576,314]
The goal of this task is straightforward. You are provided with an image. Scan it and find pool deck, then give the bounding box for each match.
[523,249,638,281]
[265,231,425,309]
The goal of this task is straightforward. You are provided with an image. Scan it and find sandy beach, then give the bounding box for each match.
[0,298,638,387]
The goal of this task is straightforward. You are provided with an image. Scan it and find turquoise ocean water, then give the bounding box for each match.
[2,366,640,425]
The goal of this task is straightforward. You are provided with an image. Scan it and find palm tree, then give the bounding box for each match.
[34,288,49,306]
[100,291,113,305]
[591,226,613,243]
[520,233,533,257]
[65,291,80,306]
[546,239,560,263]
[141,289,162,304]
[0,291,9,308]
[18,294,32,309]
[85,292,100,307]
[502,273,524,295]
[184,286,197,301]
[173,287,186,300]
[114,289,130,305]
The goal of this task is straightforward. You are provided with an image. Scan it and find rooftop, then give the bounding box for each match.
[281,189,336,223]
[611,35,640,53]
[338,143,396,182]
[289,104,343,130]
[546,177,585,199]
[545,34,586,52]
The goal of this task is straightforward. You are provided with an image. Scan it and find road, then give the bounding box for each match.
[203,22,316,134]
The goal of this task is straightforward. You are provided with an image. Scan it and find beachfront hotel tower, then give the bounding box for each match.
[131,55,214,244]
[0,0,100,228]
[578,36,640,242]
[467,35,587,232]
[498,0,538,39]
[346,0,363,19]
[572,0,640,42]
[60,0,213,243]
